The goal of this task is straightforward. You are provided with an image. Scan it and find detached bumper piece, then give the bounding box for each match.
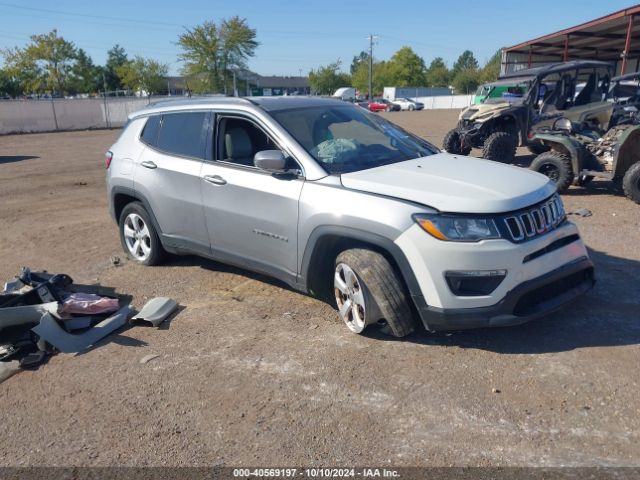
[415,257,595,331]
[0,267,179,383]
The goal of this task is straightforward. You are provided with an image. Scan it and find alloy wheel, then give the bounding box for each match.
[334,263,367,333]
[123,213,152,261]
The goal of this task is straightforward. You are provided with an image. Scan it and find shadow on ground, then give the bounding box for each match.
[151,235,640,355]
[0,155,39,165]
[366,247,640,354]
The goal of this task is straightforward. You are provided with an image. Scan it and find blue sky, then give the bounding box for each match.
[0,0,635,76]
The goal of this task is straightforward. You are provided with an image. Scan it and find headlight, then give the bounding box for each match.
[414,214,501,242]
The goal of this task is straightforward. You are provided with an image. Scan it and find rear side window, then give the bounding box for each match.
[156,112,207,159]
[140,115,161,146]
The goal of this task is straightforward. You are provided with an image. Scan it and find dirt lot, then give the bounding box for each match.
[0,110,639,467]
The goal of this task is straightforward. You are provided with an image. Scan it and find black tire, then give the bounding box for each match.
[482,131,517,163]
[622,162,640,204]
[335,249,416,337]
[527,141,550,155]
[118,202,165,266]
[529,151,573,192]
[442,129,471,156]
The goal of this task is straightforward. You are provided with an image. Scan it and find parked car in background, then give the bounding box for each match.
[106,96,595,338]
[392,97,424,111]
[367,98,400,112]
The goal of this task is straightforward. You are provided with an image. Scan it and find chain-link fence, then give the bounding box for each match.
[0,96,175,135]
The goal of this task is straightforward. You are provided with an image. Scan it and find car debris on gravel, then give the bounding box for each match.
[0,267,178,383]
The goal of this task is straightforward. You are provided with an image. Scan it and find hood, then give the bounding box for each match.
[340,153,556,214]
[459,102,512,121]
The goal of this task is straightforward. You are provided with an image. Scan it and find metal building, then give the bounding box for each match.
[502,4,640,75]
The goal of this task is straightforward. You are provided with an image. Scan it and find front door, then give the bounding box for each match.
[200,115,304,281]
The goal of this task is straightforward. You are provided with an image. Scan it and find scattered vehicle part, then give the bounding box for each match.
[530,116,640,203]
[443,61,613,162]
[0,361,20,384]
[59,293,119,315]
[0,302,59,331]
[31,305,133,354]
[19,350,47,369]
[107,96,595,337]
[0,344,19,360]
[140,353,160,364]
[570,208,593,217]
[130,297,178,327]
[61,316,94,331]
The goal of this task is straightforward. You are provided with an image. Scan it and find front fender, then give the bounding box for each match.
[533,133,582,177]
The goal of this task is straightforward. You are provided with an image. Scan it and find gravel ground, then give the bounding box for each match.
[0,110,639,467]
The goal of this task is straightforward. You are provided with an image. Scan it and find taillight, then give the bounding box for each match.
[105,151,113,169]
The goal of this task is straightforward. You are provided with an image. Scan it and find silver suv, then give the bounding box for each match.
[106,97,594,337]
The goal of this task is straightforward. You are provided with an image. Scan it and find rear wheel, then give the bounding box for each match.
[622,162,640,204]
[334,249,416,337]
[119,202,165,266]
[443,129,471,156]
[482,131,517,163]
[529,151,573,192]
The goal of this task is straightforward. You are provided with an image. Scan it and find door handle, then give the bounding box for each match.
[203,175,227,186]
[141,160,157,169]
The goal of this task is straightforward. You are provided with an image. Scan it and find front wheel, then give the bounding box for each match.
[482,131,517,163]
[529,151,573,192]
[408,105,415,111]
[334,249,416,337]
[622,162,640,204]
[442,129,471,156]
[119,202,165,266]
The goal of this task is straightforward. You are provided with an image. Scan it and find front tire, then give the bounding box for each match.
[334,249,416,337]
[529,151,573,192]
[482,131,517,163]
[119,202,165,266]
[622,162,640,204]
[443,129,471,156]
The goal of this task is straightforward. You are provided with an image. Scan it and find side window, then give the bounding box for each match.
[156,112,207,159]
[140,115,161,146]
[217,117,280,167]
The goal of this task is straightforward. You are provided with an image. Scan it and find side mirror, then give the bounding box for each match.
[553,117,572,132]
[254,150,288,173]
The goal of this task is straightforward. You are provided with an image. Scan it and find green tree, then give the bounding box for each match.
[116,56,168,95]
[350,51,369,75]
[385,46,426,87]
[178,17,258,94]
[69,49,101,94]
[425,57,450,87]
[452,50,479,77]
[1,29,77,94]
[0,68,21,97]
[104,44,128,92]
[308,60,351,95]
[452,68,480,94]
[480,49,502,83]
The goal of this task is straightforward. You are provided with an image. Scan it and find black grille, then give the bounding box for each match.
[513,268,593,316]
[502,195,566,242]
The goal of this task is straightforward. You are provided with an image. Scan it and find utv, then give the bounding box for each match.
[529,117,640,203]
[608,71,640,127]
[443,61,614,163]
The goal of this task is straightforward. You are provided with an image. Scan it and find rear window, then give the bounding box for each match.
[140,115,160,146]
[156,112,208,159]
[141,112,208,159]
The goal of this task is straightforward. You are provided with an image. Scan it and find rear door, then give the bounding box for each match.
[134,111,211,253]
[199,114,304,281]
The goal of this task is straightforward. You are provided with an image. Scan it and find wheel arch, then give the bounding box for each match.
[111,186,164,239]
[614,127,640,178]
[299,226,422,303]
[535,134,581,176]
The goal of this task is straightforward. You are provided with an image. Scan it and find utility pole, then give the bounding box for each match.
[367,34,377,100]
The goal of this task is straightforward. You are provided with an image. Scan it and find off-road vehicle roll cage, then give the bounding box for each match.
[608,71,640,127]
[443,60,614,163]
